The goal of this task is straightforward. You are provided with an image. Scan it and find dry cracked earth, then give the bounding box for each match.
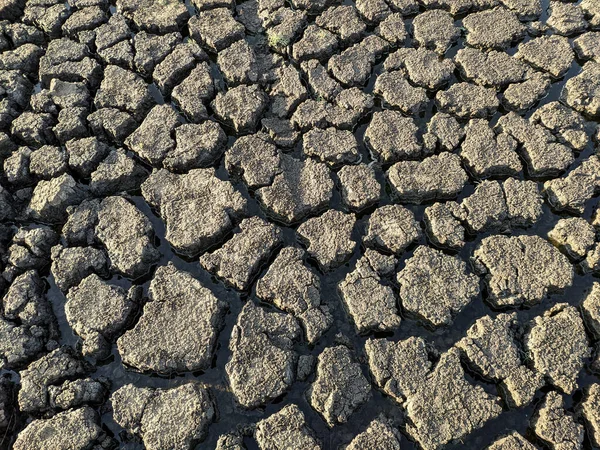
[1,0,600,448]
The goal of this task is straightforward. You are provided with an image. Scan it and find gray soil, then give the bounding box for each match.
[2,0,600,449]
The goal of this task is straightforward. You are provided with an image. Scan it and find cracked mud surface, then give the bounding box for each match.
[1,0,600,448]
